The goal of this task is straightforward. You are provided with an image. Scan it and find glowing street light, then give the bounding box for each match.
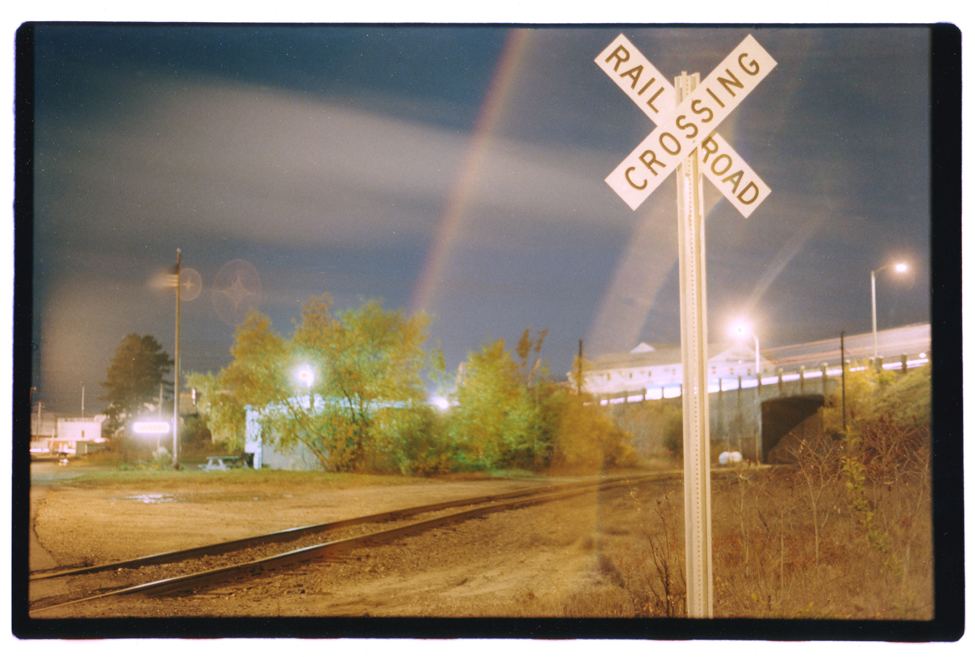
[871,262,908,362]
[295,365,315,409]
[295,365,315,388]
[429,395,451,412]
[732,321,760,378]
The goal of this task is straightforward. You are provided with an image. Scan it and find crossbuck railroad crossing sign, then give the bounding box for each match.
[596,34,776,216]
[594,34,776,619]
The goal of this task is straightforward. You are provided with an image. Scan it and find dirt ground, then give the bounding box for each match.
[28,463,679,619]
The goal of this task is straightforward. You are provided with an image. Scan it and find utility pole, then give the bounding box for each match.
[158,381,164,452]
[173,248,181,469]
[840,330,847,434]
[577,339,583,394]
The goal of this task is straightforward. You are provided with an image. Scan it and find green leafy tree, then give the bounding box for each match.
[288,295,432,470]
[516,327,548,382]
[448,338,542,470]
[517,328,557,469]
[446,331,638,474]
[185,371,246,449]
[303,296,432,469]
[207,295,434,472]
[208,312,292,454]
[99,334,173,436]
[220,312,291,410]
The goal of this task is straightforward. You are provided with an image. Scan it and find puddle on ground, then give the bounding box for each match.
[121,494,180,504]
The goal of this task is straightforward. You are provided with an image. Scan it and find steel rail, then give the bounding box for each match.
[31,472,679,614]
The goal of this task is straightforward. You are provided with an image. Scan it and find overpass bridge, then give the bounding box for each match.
[586,324,930,462]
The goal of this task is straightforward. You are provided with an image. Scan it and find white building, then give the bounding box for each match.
[30,411,108,458]
[244,402,320,470]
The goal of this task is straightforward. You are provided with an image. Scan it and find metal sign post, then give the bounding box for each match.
[675,71,713,618]
[593,34,776,618]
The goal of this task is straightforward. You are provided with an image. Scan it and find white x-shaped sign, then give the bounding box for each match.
[596,34,776,217]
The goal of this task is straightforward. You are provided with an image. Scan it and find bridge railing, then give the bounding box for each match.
[596,353,930,405]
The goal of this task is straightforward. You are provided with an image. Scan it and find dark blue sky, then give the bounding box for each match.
[27,24,933,413]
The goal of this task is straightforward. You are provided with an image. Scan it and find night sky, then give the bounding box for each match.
[26,24,934,413]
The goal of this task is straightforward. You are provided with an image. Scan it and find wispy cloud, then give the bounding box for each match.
[36,71,620,256]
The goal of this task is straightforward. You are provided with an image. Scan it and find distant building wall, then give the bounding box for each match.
[30,408,57,440]
[244,404,325,471]
[56,418,104,440]
[260,440,323,471]
[30,408,108,458]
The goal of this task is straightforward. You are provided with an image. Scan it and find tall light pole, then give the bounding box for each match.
[173,248,181,469]
[157,252,200,468]
[871,262,908,362]
[733,321,763,462]
[733,322,760,379]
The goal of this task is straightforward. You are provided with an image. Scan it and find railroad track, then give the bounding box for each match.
[30,471,682,615]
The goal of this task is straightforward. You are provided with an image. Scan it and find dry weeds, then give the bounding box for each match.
[548,421,932,619]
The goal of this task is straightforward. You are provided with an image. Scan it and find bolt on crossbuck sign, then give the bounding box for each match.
[596,34,776,216]
[594,33,776,618]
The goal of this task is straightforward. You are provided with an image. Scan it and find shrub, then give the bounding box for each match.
[549,395,639,474]
[609,400,683,459]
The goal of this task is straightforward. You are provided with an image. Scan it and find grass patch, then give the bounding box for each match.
[485,469,546,480]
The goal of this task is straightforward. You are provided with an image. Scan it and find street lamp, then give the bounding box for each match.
[295,365,315,409]
[296,365,315,388]
[732,321,763,462]
[871,262,908,362]
[732,322,761,379]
